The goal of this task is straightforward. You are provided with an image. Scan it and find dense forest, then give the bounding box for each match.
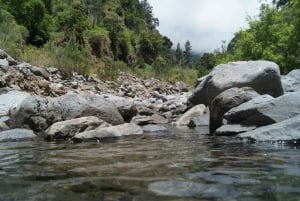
[0,0,299,86]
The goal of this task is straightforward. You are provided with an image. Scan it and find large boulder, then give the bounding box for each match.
[0,90,31,117]
[188,61,283,106]
[72,123,143,142]
[209,87,259,133]
[281,69,300,93]
[45,116,111,140]
[238,115,300,142]
[10,93,124,131]
[224,92,300,126]
[0,129,36,142]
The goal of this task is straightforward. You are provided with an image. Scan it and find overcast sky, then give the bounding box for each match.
[147,0,270,53]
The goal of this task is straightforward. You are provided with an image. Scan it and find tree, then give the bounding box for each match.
[175,42,183,65]
[183,40,192,68]
[231,3,298,73]
[3,0,52,46]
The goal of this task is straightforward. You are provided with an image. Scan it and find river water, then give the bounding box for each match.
[0,126,299,201]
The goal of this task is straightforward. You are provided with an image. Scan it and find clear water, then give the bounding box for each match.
[0,126,300,201]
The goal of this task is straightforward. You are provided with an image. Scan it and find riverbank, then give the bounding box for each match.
[1,49,300,143]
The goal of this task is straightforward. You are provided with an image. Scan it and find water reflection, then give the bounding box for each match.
[0,129,299,201]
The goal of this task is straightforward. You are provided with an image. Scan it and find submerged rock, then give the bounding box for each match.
[72,123,143,141]
[45,116,111,140]
[0,129,36,142]
[215,124,257,136]
[142,125,169,134]
[188,60,283,106]
[238,115,300,142]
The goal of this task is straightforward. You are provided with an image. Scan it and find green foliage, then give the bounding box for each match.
[2,0,52,46]
[0,8,27,57]
[224,1,300,74]
[139,31,165,64]
[47,36,90,75]
[85,27,111,58]
[56,2,90,44]
[0,0,196,86]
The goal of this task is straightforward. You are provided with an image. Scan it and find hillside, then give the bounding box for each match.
[0,0,199,85]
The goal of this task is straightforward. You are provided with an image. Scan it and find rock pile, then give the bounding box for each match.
[0,49,189,142]
[1,47,299,143]
[187,60,300,142]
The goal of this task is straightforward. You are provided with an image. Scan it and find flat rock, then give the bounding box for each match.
[131,114,168,125]
[142,125,169,134]
[225,92,300,126]
[45,116,111,140]
[209,87,259,132]
[73,123,143,141]
[215,124,257,136]
[238,115,300,142]
[188,60,283,106]
[10,93,124,131]
[0,129,36,142]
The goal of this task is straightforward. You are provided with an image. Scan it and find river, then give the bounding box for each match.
[0,126,299,201]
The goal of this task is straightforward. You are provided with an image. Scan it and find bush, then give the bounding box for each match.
[0,9,27,57]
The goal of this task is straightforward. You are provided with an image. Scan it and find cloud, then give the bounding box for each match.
[147,0,265,53]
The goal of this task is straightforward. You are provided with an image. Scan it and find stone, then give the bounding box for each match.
[98,94,137,122]
[188,60,283,106]
[238,115,300,142]
[0,121,9,131]
[0,90,31,117]
[151,114,168,124]
[47,67,59,74]
[30,66,50,79]
[0,49,9,59]
[176,81,189,92]
[73,123,143,141]
[136,105,155,116]
[175,104,207,126]
[281,69,300,93]
[0,59,9,70]
[130,114,168,125]
[142,125,169,134]
[209,87,259,133]
[188,114,209,128]
[225,92,300,126]
[10,93,124,131]
[215,124,257,136]
[0,129,36,142]
[45,116,111,140]
[130,115,152,125]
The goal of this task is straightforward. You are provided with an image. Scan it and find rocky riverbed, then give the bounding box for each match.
[0,49,300,143]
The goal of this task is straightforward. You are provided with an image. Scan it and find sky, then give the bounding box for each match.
[147,0,270,53]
